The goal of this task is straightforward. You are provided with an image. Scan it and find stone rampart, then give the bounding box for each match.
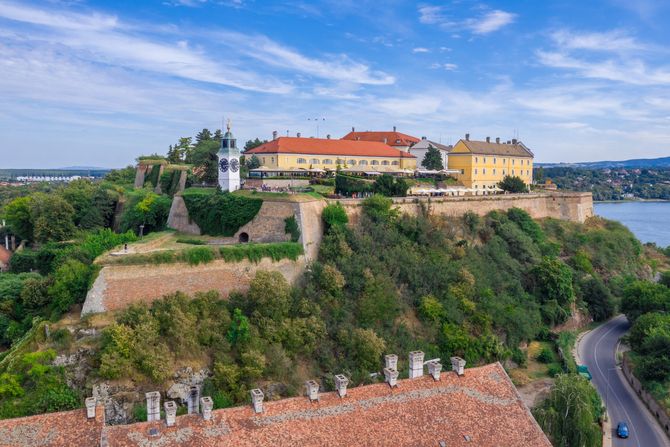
[82,257,306,315]
[334,192,593,225]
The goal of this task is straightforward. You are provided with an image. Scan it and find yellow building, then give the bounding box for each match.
[448,135,534,190]
[245,137,417,172]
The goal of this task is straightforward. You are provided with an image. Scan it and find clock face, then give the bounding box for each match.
[230,158,240,173]
[219,158,229,173]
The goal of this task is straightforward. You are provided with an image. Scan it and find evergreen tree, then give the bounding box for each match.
[213,129,223,142]
[195,128,213,145]
[498,175,528,193]
[244,138,267,151]
[421,145,444,170]
[246,155,261,170]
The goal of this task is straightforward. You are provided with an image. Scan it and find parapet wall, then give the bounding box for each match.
[335,192,593,224]
[82,257,306,315]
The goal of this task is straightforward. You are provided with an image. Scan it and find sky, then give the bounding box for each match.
[1,0,670,168]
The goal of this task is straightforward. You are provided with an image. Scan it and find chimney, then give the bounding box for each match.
[187,386,200,415]
[334,374,349,398]
[383,137,387,144]
[352,126,355,132]
[164,401,177,427]
[408,351,425,379]
[465,133,470,141]
[428,361,442,381]
[486,136,490,143]
[305,380,320,402]
[512,138,517,145]
[384,354,398,371]
[327,134,331,139]
[496,137,500,144]
[250,389,264,414]
[85,397,97,419]
[297,132,301,138]
[146,391,161,422]
[272,130,278,141]
[200,396,213,421]
[383,367,399,388]
[451,357,466,376]
[422,136,427,140]
[393,126,397,132]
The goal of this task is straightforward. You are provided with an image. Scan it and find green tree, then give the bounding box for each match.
[349,328,386,372]
[30,193,76,243]
[244,138,267,151]
[498,175,527,193]
[533,374,602,447]
[322,203,348,229]
[195,128,213,144]
[581,276,615,321]
[167,137,192,163]
[246,155,261,169]
[421,145,444,170]
[247,271,291,322]
[48,259,92,315]
[227,308,250,347]
[187,140,220,184]
[4,196,34,241]
[531,257,574,307]
[373,174,408,197]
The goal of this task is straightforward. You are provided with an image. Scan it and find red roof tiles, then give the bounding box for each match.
[0,363,550,446]
[245,137,415,158]
[342,131,420,147]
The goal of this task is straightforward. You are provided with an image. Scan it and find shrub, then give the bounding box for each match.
[284,215,300,242]
[372,174,408,197]
[536,347,554,364]
[182,190,262,237]
[183,247,215,265]
[48,259,92,315]
[176,237,206,245]
[498,175,527,193]
[334,174,372,196]
[322,203,348,229]
[119,190,172,234]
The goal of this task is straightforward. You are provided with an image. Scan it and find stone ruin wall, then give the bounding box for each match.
[84,192,590,315]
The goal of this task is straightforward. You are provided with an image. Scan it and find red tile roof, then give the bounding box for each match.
[244,137,415,158]
[0,407,105,447]
[0,363,550,447]
[341,131,420,147]
[106,363,549,447]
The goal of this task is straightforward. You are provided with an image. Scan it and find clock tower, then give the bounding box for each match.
[217,119,241,192]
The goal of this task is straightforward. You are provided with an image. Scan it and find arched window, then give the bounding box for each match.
[371,160,379,165]
[391,161,399,166]
[310,158,320,164]
[381,160,389,166]
[359,160,368,166]
[336,158,345,165]
[483,168,486,174]
[297,158,307,164]
[349,160,357,165]
[474,169,478,175]
[322,159,333,165]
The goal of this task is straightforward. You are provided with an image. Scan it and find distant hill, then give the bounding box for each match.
[58,166,109,170]
[0,168,111,180]
[538,156,670,169]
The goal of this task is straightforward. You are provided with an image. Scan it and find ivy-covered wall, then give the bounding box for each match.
[181,189,263,237]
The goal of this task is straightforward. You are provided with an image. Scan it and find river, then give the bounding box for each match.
[594,201,670,248]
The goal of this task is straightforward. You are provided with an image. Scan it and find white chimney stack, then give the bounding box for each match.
[272,130,278,140]
[164,401,177,427]
[385,354,398,371]
[306,380,320,402]
[334,374,349,398]
[250,389,264,414]
[451,357,466,376]
[428,361,442,381]
[408,351,425,379]
[146,391,161,422]
[200,396,213,421]
[384,367,399,388]
[85,397,96,419]
[188,385,199,414]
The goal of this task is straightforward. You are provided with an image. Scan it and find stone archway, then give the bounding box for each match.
[238,232,249,243]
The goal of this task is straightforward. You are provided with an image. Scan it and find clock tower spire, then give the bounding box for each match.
[217,119,241,192]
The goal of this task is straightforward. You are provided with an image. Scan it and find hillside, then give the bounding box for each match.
[538,156,670,169]
[0,196,661,425]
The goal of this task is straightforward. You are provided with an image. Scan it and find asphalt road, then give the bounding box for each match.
[579,315,670,447]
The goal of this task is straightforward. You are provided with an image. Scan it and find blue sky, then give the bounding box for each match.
[1,0,670,167]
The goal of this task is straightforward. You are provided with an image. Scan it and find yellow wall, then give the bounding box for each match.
[447,141,533,189]
[257,153,416,171]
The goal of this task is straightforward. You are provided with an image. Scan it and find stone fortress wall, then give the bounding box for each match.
[82,192,591,315]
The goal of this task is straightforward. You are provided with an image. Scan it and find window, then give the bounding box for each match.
[493,168,496,175]
[322,159,333,165]
[483,157,487,163]
[381,160,389,165]
[512,169,515,175]
[371,160,379,165]
[391,161,399,166]
[349,160,356,165]
[512,159,515,165]
[460,169,465,174]
[262,157,266,164]
[483,168,486,174]
[336,158,345,165]
[527,160,530,165]
[502,158,506,164]
[297,158,307,164]
[494,158,497,164]
[503,169,506,175]
[359,160,368,166]
[474,169,478,175]
[310,158,319,164]
[271,157,274,163]
[475,157,479,163]
[526,170,530,176]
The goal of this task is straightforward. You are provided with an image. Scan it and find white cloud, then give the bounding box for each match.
[467,10,516,35]
[549,29,648,52]
[443,63,458,71]
[418,5,516,35]
[412,47,430,53]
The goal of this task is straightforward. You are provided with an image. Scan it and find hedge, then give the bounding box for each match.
[182,190,262,237]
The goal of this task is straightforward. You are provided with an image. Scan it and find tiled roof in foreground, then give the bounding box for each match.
[0,362,550,447]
